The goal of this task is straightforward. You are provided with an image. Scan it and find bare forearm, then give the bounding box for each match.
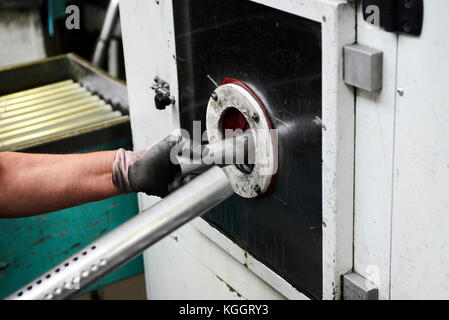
[0,151,120,218]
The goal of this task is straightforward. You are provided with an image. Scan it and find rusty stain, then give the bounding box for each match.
[97,228,107,236]
[215,275,242,298]
[109,203,119,209]
[33,235,52,245]
[87,221,100,227]
[70,242,81,250]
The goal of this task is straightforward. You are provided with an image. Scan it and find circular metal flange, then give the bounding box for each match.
[206,82,275,198]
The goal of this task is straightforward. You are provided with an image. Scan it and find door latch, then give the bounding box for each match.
[151,76,175,110]
[362,0,423,36]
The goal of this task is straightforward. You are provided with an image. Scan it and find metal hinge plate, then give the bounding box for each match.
[362,0,423,35]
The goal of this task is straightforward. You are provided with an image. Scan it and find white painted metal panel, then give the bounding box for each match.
[353,5,399,300]
[145,221,286,299]
[390,0,449,299]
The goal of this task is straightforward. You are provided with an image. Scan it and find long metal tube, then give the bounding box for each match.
[177,133,255,177]
[6,166,233,300]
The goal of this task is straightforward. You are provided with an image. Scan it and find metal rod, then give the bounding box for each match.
[0,80,74,100]
[0,104,111,135]
[0,112,125,151]
[0,87,89,115]
[177,133,255,176]
[6,166,233,300]
[0,105,113,142]
[1,83,82,107]
[0,98,102,127]
[92,0,120,67]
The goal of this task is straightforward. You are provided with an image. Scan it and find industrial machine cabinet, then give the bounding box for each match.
[119,0,449,300]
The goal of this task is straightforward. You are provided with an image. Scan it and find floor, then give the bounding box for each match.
[74,273,147,300]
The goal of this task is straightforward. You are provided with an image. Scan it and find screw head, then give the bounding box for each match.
[251,113,260,122]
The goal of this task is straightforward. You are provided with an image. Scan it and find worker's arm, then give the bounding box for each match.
[0,151,120,218]
[0,135,181,218]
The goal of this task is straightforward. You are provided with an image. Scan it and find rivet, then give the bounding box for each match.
[72,276,80,284]
[81,270,89,278]
[90,265,99,272]
[99,259,107,267]
[211,92,218,101]
[397,88,405,96]
[54,288,62,295]
[253,185,262,195]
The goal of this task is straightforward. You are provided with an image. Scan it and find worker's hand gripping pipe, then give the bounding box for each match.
[6,166,233,300]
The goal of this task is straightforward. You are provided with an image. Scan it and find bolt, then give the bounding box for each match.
[397,88,405,96]
[251,113,260,122]
[253,185,262,195]
[402,18,412,33]
[211,92,218,101]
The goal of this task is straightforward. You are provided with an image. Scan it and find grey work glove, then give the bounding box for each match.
[112,134,182,198]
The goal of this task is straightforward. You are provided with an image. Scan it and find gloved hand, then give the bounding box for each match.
[112,134,182,198]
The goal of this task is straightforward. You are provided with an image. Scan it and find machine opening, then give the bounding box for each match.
[221,107,254,174]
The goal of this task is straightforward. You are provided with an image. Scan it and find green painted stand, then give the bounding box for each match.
[0,138,143,299]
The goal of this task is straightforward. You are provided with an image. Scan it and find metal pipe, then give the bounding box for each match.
[92,0,120,67]
[177,133,255,177]
[6,166,233,300]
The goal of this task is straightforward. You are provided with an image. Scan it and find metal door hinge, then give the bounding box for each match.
[362,0,423,36]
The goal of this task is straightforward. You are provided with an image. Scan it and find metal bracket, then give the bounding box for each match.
[362,0,423,36]
[151,76,175,110]
[343,272,379,300]
[344,44,383,92]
